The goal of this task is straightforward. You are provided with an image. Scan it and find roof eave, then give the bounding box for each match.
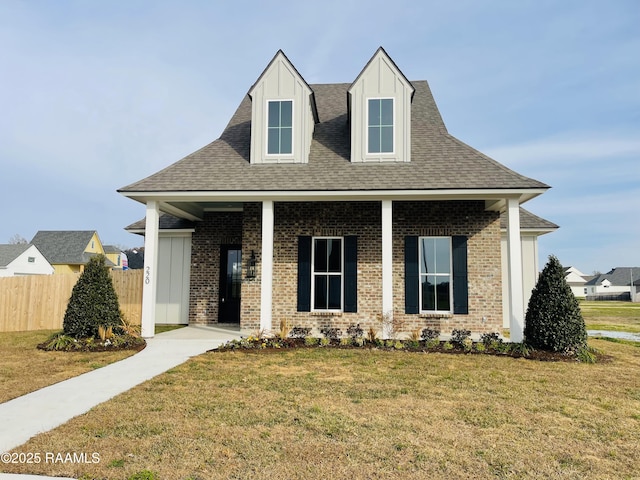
[119,187,548,204]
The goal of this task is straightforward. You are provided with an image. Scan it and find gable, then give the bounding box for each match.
[248,50,317,164]
[348,47,414,163]
[31,231,100,265]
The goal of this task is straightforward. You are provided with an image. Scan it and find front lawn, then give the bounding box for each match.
[5,339,640,479]
[580,301,640,333]
[0,330,139,404]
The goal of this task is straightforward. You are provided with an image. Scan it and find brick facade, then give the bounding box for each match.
[189,212,243,324]
[187,201,503,336]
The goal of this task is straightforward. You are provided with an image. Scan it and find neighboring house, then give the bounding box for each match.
[500,209,558,328]
[633,279,640,303]
[30,230,115,274]
[585,267,640,301]
[119,48,554,341]
[563,266,589,298]
[0,244,54,276]
[104,245,125,270]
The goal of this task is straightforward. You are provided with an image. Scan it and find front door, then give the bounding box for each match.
[219,245,242,323]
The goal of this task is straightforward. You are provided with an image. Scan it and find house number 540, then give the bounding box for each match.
[145,267,151,285]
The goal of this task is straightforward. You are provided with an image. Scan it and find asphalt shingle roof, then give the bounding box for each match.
[0,244,31,267]
[119,81,549,193]
[585,267,640,287]
[30,231,113,266]
[500,208,559,230]
[125,214,197,233]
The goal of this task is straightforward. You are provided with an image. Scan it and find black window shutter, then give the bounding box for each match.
[404,236,419,314]
[452,235,469,314]
[344,236,357,312]
[297,236,312,312]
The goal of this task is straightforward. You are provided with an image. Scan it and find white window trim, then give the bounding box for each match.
[311,236,344,312]
[265,99,294,157]
[418,236,453,314]
[366,97,395,156]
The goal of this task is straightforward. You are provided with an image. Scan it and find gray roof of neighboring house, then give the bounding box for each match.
[585,267,640,287]
[0,244,31,267]
[125,214,197,234]
[500,208,558,231]
[30,231,114,267]
[103,245,121,254]
[119,81,549,194]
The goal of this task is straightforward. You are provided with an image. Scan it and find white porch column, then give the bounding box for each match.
[506,197,524,342]
[141,201,160,338]
[260,200,274,332]
[381,200,393,337]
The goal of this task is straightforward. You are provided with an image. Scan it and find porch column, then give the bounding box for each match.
[506,197,524,342]
[141,201,160,338]
[260,200,274,332]
[381,200,393,337]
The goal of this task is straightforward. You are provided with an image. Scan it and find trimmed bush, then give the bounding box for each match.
[524,255,587,352]
[63,255,122,339]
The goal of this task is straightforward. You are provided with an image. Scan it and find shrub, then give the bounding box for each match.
[524,255,587,352]
[63,255,121,339]
[421,328,440,341]
[290,327,312,339]
[451,329,471,347]
[305,337,319,346]
[480,332,502,348]
[346,323,364,339]
[320,327,341,340]
[367,327,379,343]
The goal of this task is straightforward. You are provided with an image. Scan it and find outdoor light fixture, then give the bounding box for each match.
[247,250,257,279]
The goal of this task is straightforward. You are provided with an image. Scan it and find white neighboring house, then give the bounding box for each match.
[0,244,55,277]
[585,267,640,301]
[564,266,589,298]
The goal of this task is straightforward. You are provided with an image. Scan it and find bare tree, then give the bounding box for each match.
[8,234,28,244]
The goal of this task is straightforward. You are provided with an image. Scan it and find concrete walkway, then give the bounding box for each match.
[0,325,242,479]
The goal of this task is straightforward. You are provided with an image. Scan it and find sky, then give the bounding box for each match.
[0,0,638,274]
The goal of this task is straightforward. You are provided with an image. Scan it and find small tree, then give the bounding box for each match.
[63,255,122,338]
[524,255,587,352]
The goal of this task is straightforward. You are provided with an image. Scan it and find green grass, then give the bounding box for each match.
[0,330,138,403]
[154,324,187,334]
[580,301,640,333]
[5,339,640,479]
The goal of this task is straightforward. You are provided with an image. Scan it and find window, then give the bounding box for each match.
[28,257,35,263]
[419,237,452,312]
[298,236,357,313]
[368,98,394,153]
[405,235,467,315]
[267,100,293,155]
[312,238,343,310]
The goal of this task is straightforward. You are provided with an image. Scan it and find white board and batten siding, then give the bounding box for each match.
[155,234,191,325]
[348,48,413,164]
[248,51,315,165]
[501,233,539,328]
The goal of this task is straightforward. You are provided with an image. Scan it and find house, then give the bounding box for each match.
[585,267,640,301]
[30,230,115,274]
[563,266,590,298]
[119,48,554,341]
[0,244,54,276]
[104,245,125,270]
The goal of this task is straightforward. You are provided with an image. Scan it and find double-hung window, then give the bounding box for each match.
[312,237,343,310]
[267,100,293,155]
[419,237,452,313]
[368,98,394,154]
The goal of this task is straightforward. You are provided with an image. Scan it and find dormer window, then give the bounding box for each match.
[368,98,394,154]
[267,100,293,155]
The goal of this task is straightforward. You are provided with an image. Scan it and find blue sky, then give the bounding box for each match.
[1,0,638,274]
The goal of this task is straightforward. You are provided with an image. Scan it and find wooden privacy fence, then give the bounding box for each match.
[0,270,143,332]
